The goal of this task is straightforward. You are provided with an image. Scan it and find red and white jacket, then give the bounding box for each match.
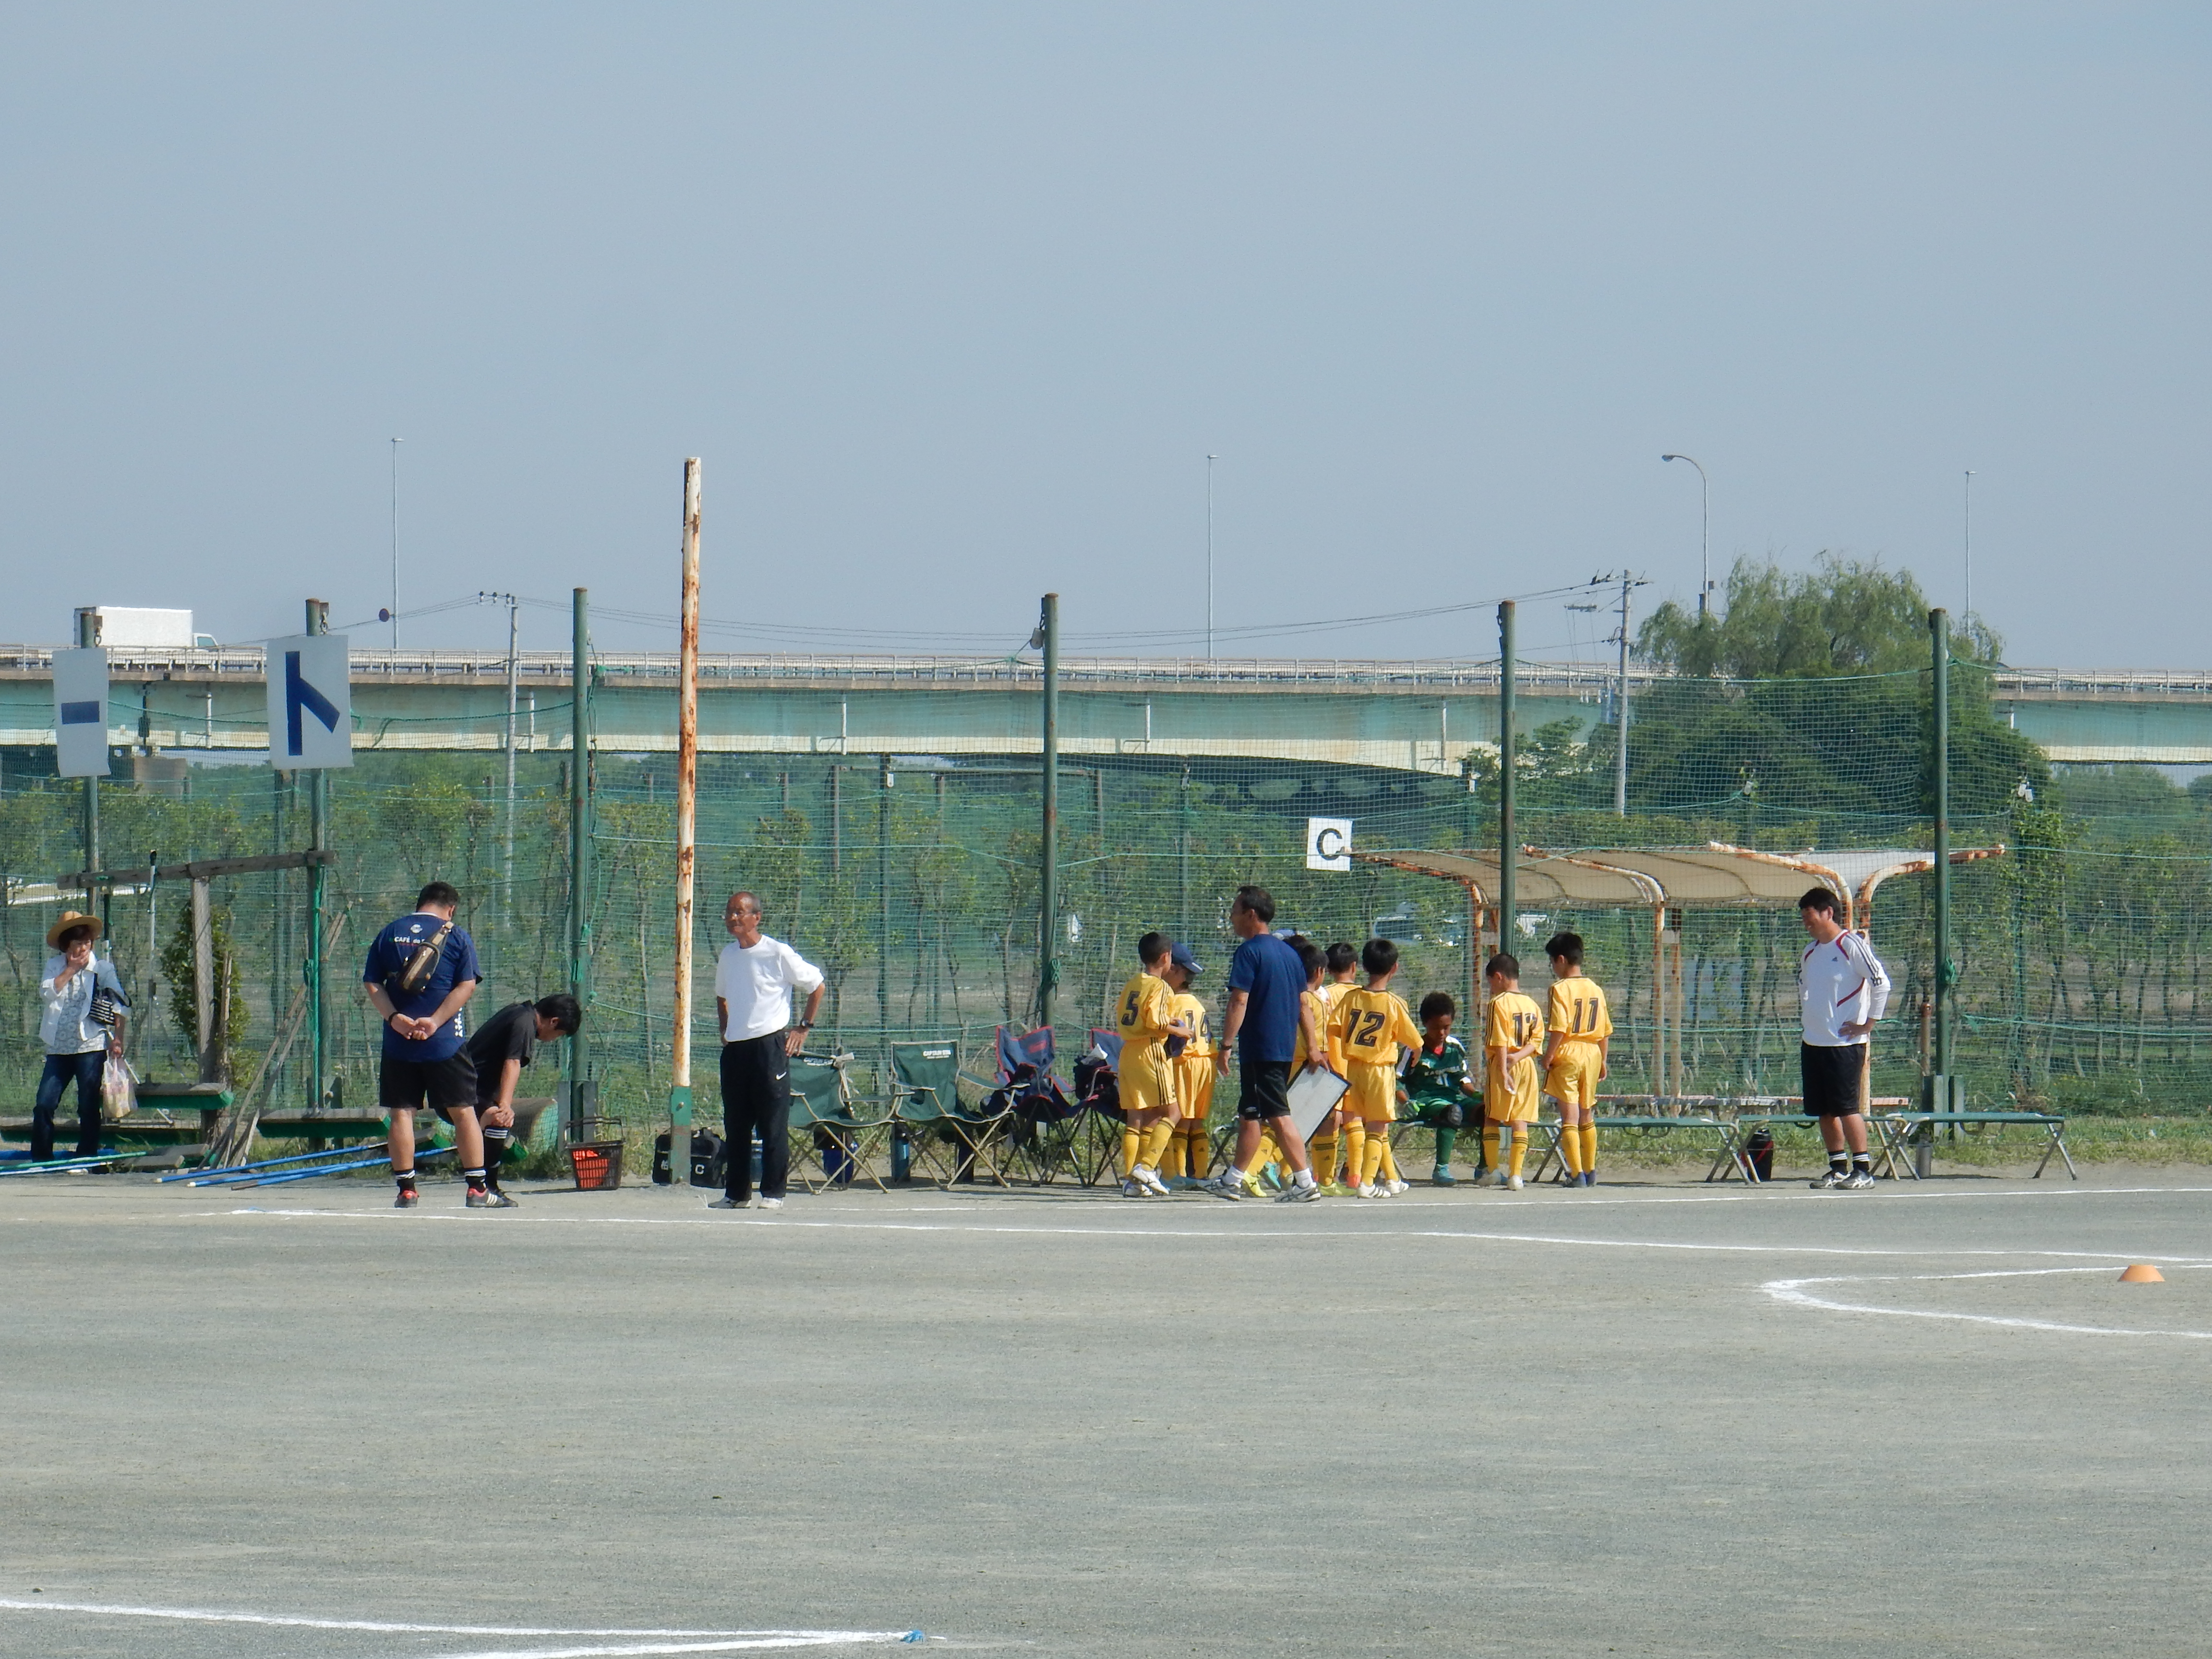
[1798,930,1891,1047]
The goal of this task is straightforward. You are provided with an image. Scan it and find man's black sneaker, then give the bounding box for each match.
[395,1188,420,1209]
[464,1186,494,1209]
[1840,1169,1876,1190]
[1809,1168,1846,1190]
[480,1188,519,1208]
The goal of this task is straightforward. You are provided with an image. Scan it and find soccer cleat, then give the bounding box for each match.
[479,1188,520,1208]
[394,1187,419,1210]
[1839,1170,1875,1191]
[1318,1181,1357,1197]
[1134,1165,1170,1197]
[1431,1166,1455,1187]
[1242,1172,1267,1198]
[464,1186,494,1209]
[1121,1178,1147,1198]
[1206,1173,1245,1201]
[1382,1179,1409,1197]
[1809,1168,1847,1190]
[1274,1180,1322,1202]
[1356,1183,1381,1199]
[1259,1165,1284,1192]
[757,1196,785,1210]
[1165,1176,1200,1191]
[1507,1175,1524,1191]
[1581,1171,1597,1187]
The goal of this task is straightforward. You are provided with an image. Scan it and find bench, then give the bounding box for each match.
[1872,1111,2076,1181]
[1527,1113,1749,1185]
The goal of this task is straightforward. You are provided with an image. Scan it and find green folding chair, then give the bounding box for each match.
[787,1051,896,1193]
[891,1040,1011,1188]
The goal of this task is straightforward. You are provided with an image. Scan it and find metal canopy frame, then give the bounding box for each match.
[1352,840,2005,1099]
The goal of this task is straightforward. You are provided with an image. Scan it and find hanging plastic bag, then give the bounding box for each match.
[100,1057,138,1122]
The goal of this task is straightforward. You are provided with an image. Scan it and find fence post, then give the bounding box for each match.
[1497,601,1516,954]
[1924,607,1953,1174]
[76,608,99,904]
[570,587,593,1132]
[305,598,328,1109]
[1035,594,1059,1036]
[671,463,701,1156]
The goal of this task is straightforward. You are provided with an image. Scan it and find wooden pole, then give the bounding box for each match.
[670,460,702,1164]
[1036,593,1059,1034]
[192,877,216,1084]
[569,588,593,1132]
[1497,601,1516,953]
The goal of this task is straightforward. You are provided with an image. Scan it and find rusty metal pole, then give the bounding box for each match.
[670,460,702,1172]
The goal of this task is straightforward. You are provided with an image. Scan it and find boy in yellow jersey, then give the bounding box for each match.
[1161,942,1215,1189]
[1245,937,1328,1193]
[1303,940,1360,1192]
[1114,932,1191,1197]
[1483,951,1545,1190]
[1540,931,1612,1187]
[1329,938,1424,1198]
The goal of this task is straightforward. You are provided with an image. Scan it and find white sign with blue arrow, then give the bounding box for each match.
[264,634,353,769]
[53,647,110,778]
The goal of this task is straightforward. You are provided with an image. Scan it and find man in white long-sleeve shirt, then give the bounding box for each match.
[1797,886,1891,1190]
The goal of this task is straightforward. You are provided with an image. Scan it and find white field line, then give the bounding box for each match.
[216,1204,2209,1267]
[0,1597,916,1650]
[1762,1262,2212,1340]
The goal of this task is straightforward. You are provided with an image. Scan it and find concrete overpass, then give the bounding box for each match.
[0,646,2204,772]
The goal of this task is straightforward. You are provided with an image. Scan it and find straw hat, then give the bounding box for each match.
[46,910,104,950]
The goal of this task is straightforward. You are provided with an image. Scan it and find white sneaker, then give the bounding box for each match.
[757,1196,784,1210]
[709,1196,752,1209]
[1205,1173,1244,1201]
[1493,1168,1511,1188]
[1121,1178,1147,1197]
[1507,1175,1524,1191]
[1382,1179,1410,1197]
[1356,1183,1381,1198]
[1133,1165,1170,1197]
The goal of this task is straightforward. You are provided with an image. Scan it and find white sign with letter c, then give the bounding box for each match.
[1305,817,1352,872]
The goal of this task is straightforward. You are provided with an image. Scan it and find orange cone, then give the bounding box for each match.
[2119,1264,2165,1284]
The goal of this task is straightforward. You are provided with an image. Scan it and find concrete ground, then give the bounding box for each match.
[5,1165,2212,1657]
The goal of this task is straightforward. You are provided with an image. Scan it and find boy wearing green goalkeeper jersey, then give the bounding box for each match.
[1398,991,1480,1186]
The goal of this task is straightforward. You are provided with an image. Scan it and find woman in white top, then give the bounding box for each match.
[35,910,129,1163]
[709,890,825,1211]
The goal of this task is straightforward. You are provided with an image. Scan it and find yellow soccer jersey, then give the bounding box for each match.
[1486,989,1546,1122]
[1547,976,1612,1046]
[1320,979,1356,1071]
[1116,972,1177,1062]
[1330,986,1422,1071]
[1291,988,1330,1073]
[1169,991,1216,1058]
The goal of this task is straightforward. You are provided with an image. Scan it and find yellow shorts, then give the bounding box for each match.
[1345,1064,1396,1125]
[1176,1059,1216,1125]
[1118,1048,1173,1116]
[1487,1060,1542,1124]
[1546,1046,1602,1110]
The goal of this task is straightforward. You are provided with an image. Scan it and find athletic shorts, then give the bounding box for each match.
[380,1051,478,1113]
[1546,1046,1602,1110]
[1176,1059,1216,1125]
[1344,1064,1396,1124]
[1486,1058,1541,1124]
[1237,1058,1293,1123]
[1118,1047,1173,1116]
[1801,1042,1868,1118]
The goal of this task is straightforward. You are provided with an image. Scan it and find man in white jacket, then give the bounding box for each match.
[1797,886,1891,1191]
[35,911,128,1163]
[711,891,825,1212]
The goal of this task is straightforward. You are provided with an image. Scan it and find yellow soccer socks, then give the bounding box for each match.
[1560,1121,1585,1177]
[1343,1120,1367,1190]
[1579,1122,1598,1177]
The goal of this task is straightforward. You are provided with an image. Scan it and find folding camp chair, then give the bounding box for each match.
[892,1039,1013,1188]
[787,1051,896,1193]
[990,1026,1086,1186]
[1077,1028,1131,1187]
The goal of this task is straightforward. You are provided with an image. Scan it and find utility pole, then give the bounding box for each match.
[670,461,701,1157]
[1661,454,1710,621]
[76,608,99,899]
[1034,594,1060,1033]
[1963,470,1974,634]
[305,598,329,1110]
[479,590,521,905]
[389,438,402,650]
[1926,606,1954,1172]
[1497,600,1515,955]
[569,587,593,1130]
[1205,456,1217,661]
[1600,571,1649,816]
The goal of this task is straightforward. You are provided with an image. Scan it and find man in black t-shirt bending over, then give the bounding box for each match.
[447,994,583,1206]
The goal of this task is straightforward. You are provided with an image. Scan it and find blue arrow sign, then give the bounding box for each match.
[285,649,342,754]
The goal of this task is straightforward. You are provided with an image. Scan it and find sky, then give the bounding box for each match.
[0,3,2205,667]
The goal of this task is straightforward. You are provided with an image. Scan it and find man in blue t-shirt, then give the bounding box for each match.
[1207,884,1320,1201]
[362,880,489,1209]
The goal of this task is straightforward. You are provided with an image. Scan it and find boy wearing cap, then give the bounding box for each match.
[34,911,128,1164]
[1162,942,1215,1188]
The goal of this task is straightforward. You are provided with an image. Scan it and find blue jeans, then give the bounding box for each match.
[34,1050,105,1161]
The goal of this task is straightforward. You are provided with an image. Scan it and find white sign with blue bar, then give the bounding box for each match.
[264,634,353,769]
[53,647,110,778]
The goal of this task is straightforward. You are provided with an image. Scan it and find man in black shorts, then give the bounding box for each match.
[1797,886,1892,1190]
[1205,884,1321,1202]
[445,993,582,1207]
[363,881,488,1209]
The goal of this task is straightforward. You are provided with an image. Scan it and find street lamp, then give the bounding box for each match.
[1661,454,1710,620]
[1205,454,1218,661]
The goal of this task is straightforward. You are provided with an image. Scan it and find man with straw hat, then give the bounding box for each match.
[35,910,128,1164]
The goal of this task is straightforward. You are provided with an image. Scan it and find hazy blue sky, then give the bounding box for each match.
[1,4,2205,665]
